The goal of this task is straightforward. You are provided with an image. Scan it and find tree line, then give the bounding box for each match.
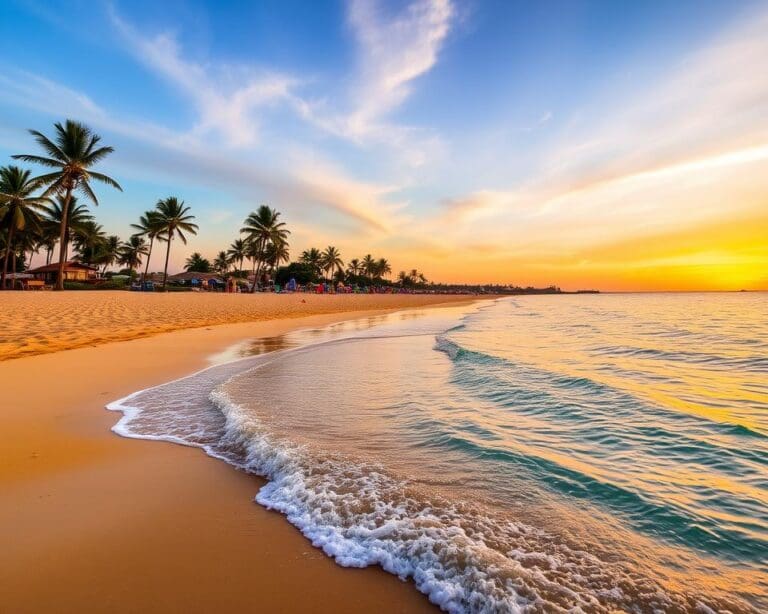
[1,119,428,291]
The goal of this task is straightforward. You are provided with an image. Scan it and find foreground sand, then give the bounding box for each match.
[0,296,484,613]
[0,291,477,361]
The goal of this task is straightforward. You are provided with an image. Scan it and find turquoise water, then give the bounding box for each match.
[112,294,767,612]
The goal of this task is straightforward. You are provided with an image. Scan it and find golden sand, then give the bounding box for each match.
[0,295,490,612]
[0,291,476,361]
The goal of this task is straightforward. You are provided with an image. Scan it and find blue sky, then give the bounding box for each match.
[1,0,767,289]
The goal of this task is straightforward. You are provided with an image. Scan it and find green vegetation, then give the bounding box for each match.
[0,166,49,289]
[1,118,435,292]
[185,252,211,273]
[12,120,122,290]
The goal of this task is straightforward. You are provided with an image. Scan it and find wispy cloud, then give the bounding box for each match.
[295,0,455,166]
[345,0,454,138]
[434,5,768,252]
[0,67,397,233]
[109,6,297,147]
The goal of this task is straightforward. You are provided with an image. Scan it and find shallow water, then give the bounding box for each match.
[110,294,767,612]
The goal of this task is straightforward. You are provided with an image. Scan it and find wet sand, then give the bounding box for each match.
[0,296,480,613]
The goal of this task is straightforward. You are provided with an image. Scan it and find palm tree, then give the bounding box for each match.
[213,251,230,276]
[72,220,106,266]
[13,120,121,290]
[15,228,41,276]
[300,247,323,279]
[347,258,361,278]
[241,205,289,291]
[245,238,265,280]
[265,238,290,281]
[321,246,344,282]
[377,257,391,281]
[184,252,211,273]
[398,270,409,287]
[0,165,49,289]
[362,254,376,282]
[227,238,247,272]
[118,235,148,279]
[43,197,93,264]
[131,210,164,282]
[39,222,59,265]
[155,197,198,289]
[95,234,121,275]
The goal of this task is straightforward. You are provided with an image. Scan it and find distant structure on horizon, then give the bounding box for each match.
[426,284,600,295]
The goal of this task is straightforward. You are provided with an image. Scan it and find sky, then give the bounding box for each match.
[0,0,766,291]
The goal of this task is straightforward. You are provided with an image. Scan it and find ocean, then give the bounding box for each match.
[109,294,767,613]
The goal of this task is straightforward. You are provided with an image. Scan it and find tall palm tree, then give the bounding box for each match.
[227,238,247,273]
[213,251,230,276]
[241,205,289,291]
[155,197,198,289]
[118,235,148,279]
[13,120,121,290]
[321,246,344,282]
[0,165,49,289]
[131,210,164,282]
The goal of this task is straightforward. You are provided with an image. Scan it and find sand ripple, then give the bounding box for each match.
[0,291,473,361]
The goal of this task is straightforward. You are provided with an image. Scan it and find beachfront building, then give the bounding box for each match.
[167,271,224,289]
[26,261,99,284]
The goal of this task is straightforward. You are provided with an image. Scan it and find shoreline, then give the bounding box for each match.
[0,297,485,613]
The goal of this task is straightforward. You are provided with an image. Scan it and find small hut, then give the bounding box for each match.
[27,261,99,284]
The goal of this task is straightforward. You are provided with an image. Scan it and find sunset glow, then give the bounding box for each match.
[1,0,766,290]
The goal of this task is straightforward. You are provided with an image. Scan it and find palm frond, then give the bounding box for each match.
[88,171,123,191]
[11,154,64,168]
[28,129,67,161]
[40,178,67,198]
[83,146,115,167]
[79,181,100,206]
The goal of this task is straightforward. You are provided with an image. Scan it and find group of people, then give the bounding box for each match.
[190,276,424,295]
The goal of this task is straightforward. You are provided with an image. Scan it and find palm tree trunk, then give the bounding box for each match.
[46,246,52,265]
[143,236,154,283]
[2,226,15,290]
[55,189,73,291]
[162,236,172,291]
[251,239,263,293]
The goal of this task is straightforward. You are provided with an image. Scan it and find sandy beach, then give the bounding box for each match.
[0,292,479,613]
[0,291,477,361]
